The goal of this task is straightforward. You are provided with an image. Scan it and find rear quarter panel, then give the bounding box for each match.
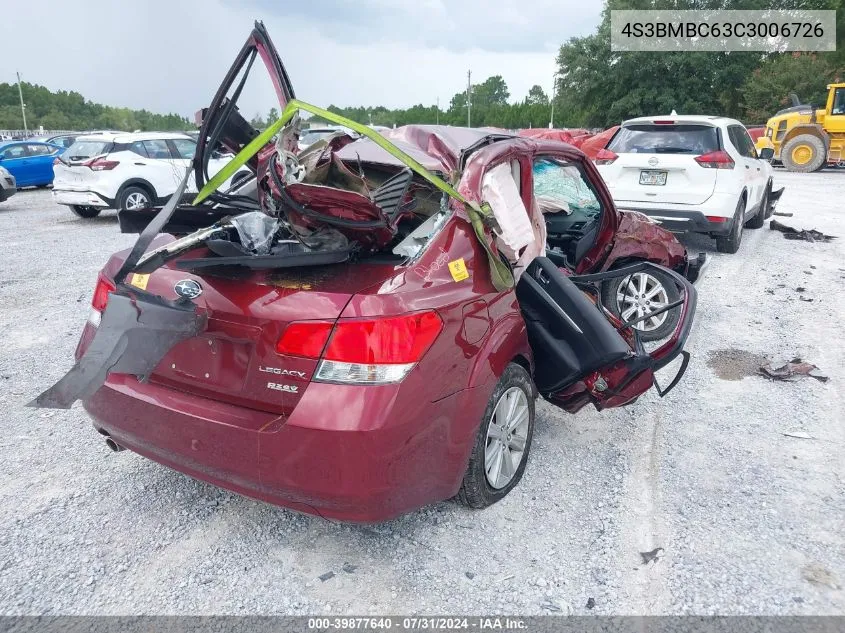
[342,213,531,403]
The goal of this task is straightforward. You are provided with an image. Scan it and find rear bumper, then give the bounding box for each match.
[82,374,488,522]
[615,191,737,235]
[52,188,110,208]
[617,208,733,235]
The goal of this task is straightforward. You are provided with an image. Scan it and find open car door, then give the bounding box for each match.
[193,20,295,194]
[516,257,696,412]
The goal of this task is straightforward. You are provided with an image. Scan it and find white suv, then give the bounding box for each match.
[52,132,236,219]
[595,115,777,253]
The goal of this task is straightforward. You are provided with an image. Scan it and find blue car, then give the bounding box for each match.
[0,141,62,187]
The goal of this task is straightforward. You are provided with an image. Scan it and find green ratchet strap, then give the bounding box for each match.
[193,99,514,291]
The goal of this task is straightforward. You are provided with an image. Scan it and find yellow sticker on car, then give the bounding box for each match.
[448,258,469,282]
[130,273,150,290]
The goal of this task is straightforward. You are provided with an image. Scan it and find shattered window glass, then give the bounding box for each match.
[392,195,450,260]
[532,158,600,216]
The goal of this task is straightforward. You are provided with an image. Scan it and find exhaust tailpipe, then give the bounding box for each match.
[104,436,125,452]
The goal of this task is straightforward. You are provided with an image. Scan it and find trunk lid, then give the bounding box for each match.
[602,122,720,206]
[135,254,394,416]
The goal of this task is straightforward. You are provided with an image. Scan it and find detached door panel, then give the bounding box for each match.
[516,257,633,394]
[514,257,684,414]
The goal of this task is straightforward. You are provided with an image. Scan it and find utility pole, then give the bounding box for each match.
[550,74,556,129]
[436,97,439,125]
[16,72,28,136]
[466,70,472,128]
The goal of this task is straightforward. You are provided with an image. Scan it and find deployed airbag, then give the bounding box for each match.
[481,162,534,261]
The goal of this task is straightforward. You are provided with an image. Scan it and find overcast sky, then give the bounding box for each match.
[1,0,602,119]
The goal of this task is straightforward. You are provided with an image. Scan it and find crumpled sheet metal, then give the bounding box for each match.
[758,358,829,383]
[606,211,687,272]
[28,292,207,409]
[770,219,836,243]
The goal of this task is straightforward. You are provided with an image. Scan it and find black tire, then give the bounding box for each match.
[457,363,535,509]
[70,205,101,219]
[117,185,153,211]
[745,186,768,229]
[601,266,681,342]
[716,197,745,254]
[781,134,826,173]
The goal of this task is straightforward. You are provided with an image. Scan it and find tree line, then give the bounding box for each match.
[3,0,842,134]
[305,0,843,130]
[0,82,190,132]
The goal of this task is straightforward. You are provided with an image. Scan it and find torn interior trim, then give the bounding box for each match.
[28,291,207,410]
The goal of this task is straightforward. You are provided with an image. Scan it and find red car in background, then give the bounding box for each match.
[31,23,699,522]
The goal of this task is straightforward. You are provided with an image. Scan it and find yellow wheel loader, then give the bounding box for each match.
[755,83,845,172]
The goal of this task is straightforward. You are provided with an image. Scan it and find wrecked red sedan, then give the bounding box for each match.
[31,24,698,522]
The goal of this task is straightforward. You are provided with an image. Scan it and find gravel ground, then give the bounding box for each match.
[0,171,843,615]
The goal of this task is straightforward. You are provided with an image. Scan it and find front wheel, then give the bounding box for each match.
[457,363,535,509]
[601,267,681,342]
[70,205,101,219]
[781,134,826,173]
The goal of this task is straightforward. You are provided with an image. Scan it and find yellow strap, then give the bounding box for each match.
[193,99,513,290]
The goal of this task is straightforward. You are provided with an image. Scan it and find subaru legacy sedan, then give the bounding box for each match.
[31,23,697,522]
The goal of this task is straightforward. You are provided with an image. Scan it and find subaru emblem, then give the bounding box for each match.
[174,279,202,300]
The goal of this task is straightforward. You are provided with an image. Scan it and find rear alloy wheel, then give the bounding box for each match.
[70,205,101,219]
[781,134,826,173]
[601,268,680,342]
[745,186,769,229]
[118,186,153,211]
[457,363,535,509]
[716,198,745,254]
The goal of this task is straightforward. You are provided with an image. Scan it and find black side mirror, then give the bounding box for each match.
[759,147,774,161]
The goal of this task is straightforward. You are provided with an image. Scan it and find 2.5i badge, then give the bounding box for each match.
[267,382,298,394]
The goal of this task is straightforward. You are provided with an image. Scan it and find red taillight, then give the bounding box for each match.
[653,120,675,125]
[594,149,619,165]
[705,216,729,223]
[275,311,443,384]
[275,321,333,357]
[85,157,119,171]
[325,311,443,364]
[91,274,116,312]
[694,151,734,169]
